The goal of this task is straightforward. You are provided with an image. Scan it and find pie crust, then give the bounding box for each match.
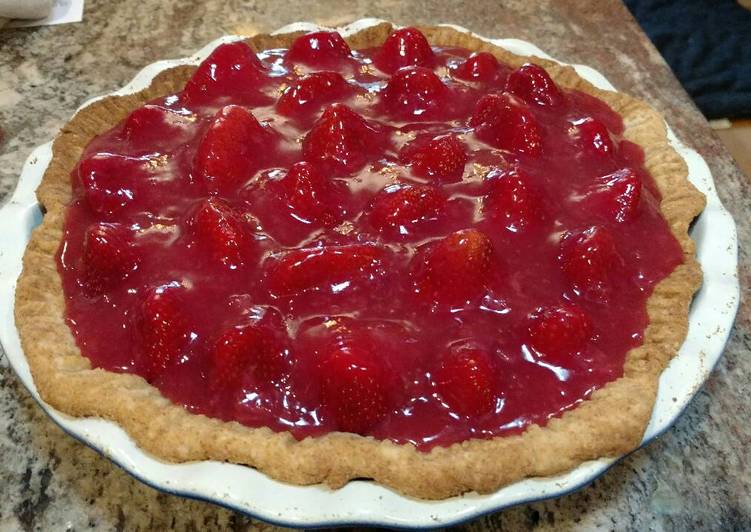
[14,22,705,499]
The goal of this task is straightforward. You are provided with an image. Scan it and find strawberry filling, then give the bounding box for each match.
[58,31,684,450]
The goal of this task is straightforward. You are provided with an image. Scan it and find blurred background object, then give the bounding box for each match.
[625,0,751,176]
[0,0,53,27]
[625,0,750,120]
[1,0,83,29]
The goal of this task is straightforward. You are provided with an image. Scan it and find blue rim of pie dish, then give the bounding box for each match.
[2,291,734,530]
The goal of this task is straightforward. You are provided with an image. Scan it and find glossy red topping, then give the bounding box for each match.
[58,29,684,449]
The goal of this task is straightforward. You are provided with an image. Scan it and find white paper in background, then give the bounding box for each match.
[6,0,84,28]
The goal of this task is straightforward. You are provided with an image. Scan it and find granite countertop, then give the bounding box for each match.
[0,0,748,530]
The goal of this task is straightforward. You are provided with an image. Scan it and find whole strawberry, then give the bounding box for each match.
[506,63,563,107]
[189,197,253,269]
[483,167,545,233]
[273,161,348,227]
[470,93,543,156]
[139,283,190,380]
[583,167,642,223]
[452,52,500,82]
[318,339,393,434]
[381,66,448,119]
[82,222,139,294]
[194,105,275,194]
[559,225,621,302]
[373,27,435,73]
[527,303,593,365]
[411,229,496,307]
[572,117,615,159]
[78,154,141,216]
[434,342,498,417]
[302,104,386,176]
[183,42,268,106]
[277,72,354,125]
[266,243,388,298]
[399,134,467,183]
[286,31,352,66]
[211,306,289,388]
[368,183,447,238]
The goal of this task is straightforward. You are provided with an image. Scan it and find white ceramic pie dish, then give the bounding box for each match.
[0,19,740,528]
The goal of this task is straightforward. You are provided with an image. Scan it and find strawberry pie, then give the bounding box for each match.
[16,23,704,498]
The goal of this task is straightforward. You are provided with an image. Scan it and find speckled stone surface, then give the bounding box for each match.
[0,0,748,530]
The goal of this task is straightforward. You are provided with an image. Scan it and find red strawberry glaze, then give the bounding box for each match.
[57,33,684,450]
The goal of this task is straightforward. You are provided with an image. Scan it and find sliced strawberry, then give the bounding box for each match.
[380,66,448,119]
[527,303,593,365]
[411,229,495,307]
[266,244,388,298]
[399,134,467,183]
[584,167,642,223]
[506,63,563,107]
[194,105,274,194]
[82,222,138,294]
[189,197,253,269]
[483,168,545,233]
[451,52,500,82]
[78,153,141,216]
[559,225,621,302]
[139,283,189,379]
[373,27,435,73]
[286,31,352,66]
[368,183,446,237]
[470,93,543,156]
[274,161,348,226]
[318,340,392,434]
[211,306,289,387]
[276,72,353,123]
[302,104,385,176]
[183,42,268,106]
[434,343,497,417]
[572,117,615,158]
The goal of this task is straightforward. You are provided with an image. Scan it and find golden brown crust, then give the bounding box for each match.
[15,23,705,499]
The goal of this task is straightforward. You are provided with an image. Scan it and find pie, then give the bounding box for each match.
[15,22,705,499]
